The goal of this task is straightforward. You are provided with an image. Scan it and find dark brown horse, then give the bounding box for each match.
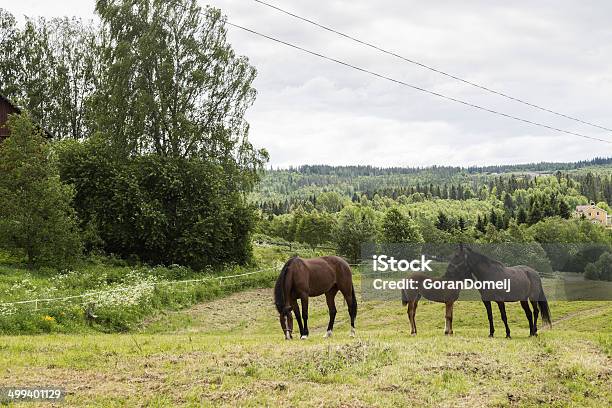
[400,258,465,336]
[274,256,357,340]
[451,245,551,338]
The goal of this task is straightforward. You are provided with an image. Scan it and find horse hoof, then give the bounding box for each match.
[506,335,512,339]
[488,334,494,338]
[324,330,332,338]
[350,328,356,337]
[411,332,417,336]
[300,335,308,340]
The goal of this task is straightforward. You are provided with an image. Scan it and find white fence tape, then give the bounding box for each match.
[0,267,277,308]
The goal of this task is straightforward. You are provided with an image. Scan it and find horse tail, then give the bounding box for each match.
[537,287,552,327]
[401,289,409,306]
[274,257,296,315]
[351,284,358,319]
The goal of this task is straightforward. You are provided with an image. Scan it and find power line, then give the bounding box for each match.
[225,21,611,144]
[253,0,612,134]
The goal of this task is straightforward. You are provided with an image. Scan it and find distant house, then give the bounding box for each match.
[0,93,53,142]
[574,202,609,227]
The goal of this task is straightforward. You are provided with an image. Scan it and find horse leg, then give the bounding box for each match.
[445,302,454,335]
[497,302,511,338]
[449,302,455,334]
[408,300,418,335]
[530,300,539,336]
[324,289,338,338]
[341,288,356,337]
[291,299,304,338]
[300,296,309,339]
[282,305,293,340]
[483,301,495,337]
[521,300,535,337]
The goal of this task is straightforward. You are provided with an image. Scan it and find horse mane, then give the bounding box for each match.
[467,248,505,269]
[274,256,298,315]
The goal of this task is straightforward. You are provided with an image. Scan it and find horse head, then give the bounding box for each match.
[275,257,297,339]
[278,307,293,340]
[447,244,473,280]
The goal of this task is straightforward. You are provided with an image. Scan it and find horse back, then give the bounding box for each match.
[481,265,540,302]
[297,256,352,297]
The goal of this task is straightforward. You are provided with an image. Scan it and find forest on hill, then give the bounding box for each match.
[253,158,612,213]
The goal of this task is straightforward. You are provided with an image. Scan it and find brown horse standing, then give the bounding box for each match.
[401,258,465,336]
[274,256,357,340]
[451,246,551,338]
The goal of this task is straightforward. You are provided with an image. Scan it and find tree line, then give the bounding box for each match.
[256,170,612,216]
[258,199,611,278]
[274,158,612,176]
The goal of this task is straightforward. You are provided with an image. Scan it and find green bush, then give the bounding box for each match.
[56,137,255,269]
[585,252,612,281]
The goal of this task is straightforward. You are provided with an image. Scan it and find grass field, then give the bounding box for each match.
[1,279,610,407]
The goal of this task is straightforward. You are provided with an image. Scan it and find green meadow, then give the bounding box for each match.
[0,261,610,407]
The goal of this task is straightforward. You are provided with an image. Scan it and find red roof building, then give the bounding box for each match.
[0,93,53,142]
[0,93,20,142]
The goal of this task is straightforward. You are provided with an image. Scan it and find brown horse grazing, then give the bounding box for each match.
[451,245,551,338]
[400,259,465,336]
[274,256,357,340]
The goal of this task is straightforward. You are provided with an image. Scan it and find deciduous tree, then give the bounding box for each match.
[0,114,82,267]
[381,208,423,243]
[334,206,378,263]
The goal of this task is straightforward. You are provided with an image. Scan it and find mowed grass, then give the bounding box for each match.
[0,286,610,407]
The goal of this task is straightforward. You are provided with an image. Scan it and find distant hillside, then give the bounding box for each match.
[253,157,612,209]
[466,157,612,174]
[273,157,612,176]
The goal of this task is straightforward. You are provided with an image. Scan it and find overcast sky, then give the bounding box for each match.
[8,1,612,168]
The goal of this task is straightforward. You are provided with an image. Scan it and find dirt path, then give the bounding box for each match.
[141,288,274,333]
[541,303,611,331]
